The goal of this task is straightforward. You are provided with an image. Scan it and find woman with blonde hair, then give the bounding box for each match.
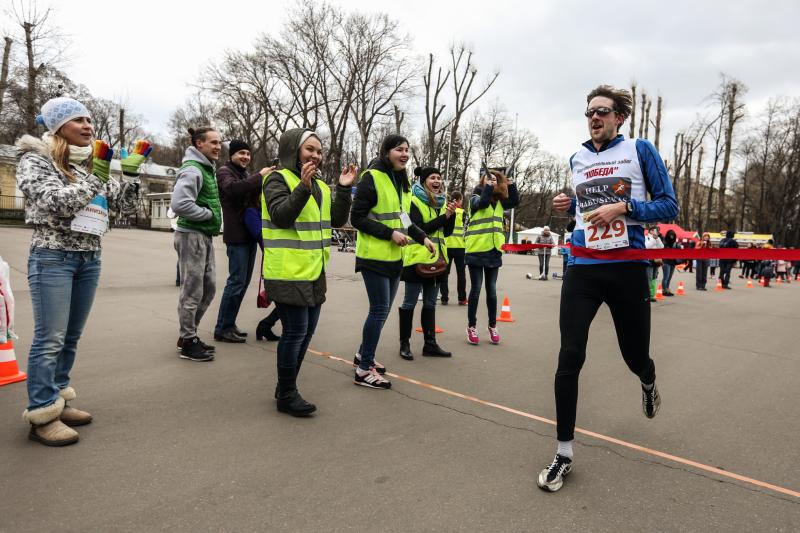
[16,96,145,446]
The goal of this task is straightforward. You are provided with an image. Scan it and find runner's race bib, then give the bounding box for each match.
[70,195,109,236]
[576,176,632,250]
[585,213,629,250]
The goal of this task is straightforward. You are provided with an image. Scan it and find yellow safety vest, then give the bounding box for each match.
[445,207,466,249]
[403,195,448,267]
[465,201,505,253]
[261,168,331,281]
[355,169,412,262]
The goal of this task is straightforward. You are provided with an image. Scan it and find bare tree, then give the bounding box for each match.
[421,53,451,166]
[716,76,747,227]
[0,36,12,117]
[653,95,662,151]
[447,44,499,157]
[7,0,67,134]
[629,83,637,139]
[343,12,415,167]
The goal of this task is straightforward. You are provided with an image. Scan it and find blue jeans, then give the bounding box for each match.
[661,263,675,290]
[275,303,321,372]
[359,270,400,370]
[401,281,437,310]
[26,248,101,410]
[468,265,499,327]
[215,242,257,334]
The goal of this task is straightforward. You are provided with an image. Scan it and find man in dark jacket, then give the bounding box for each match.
[719,229,739,289]
[214,140,273,342]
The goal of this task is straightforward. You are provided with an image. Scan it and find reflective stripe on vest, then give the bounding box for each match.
[465,202,505,253]
[445,208,466,249]
[355,169,412,262]
[261,169,331,281]
[403,195,448,267]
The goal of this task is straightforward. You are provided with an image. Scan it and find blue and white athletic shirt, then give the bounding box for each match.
[567,135,678,266]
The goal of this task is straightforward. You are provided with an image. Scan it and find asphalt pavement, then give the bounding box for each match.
[0,227,798,532]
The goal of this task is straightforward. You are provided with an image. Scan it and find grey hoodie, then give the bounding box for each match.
[170,146,215,233]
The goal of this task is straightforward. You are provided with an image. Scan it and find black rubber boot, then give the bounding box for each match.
[398,307,415,360]
[421,307,451,357]
[276,367,316,417]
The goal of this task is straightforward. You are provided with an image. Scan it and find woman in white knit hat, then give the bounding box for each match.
[15,96,149,446]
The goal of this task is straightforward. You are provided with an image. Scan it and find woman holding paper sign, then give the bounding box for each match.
[15,97,146,446]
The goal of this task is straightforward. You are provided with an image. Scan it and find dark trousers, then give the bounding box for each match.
[215,242,257,334]
[720,262,734,287]
[467,265,499,328]
[695,260,708,289]
[275,303,321,373]
[538,254,552,277]
[439,247,466,302]
[555,263,656,441]
[359,270,400,369]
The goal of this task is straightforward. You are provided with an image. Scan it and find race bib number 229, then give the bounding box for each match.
[586,214,629,250]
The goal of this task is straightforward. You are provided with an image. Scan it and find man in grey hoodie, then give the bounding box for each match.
[170,127,222,361]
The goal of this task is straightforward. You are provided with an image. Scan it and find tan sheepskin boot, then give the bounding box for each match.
[58,387,93,426]
[22,397,79,447]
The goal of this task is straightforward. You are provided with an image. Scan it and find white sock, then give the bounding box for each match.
[557,440,573,459]
[642,381,654,391]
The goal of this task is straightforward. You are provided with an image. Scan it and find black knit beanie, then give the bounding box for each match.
[414,167,441,181]
[228,139,251,157]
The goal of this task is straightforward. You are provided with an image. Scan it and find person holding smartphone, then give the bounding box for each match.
[464,167,518,345]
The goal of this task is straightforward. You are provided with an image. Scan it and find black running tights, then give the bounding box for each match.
[555,263,656,441]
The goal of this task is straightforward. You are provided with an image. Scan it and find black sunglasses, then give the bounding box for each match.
[584,106,616,118]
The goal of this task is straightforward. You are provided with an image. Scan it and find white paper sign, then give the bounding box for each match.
[70,195,109,236]
[399,212,412,229]
[585,213,629,250]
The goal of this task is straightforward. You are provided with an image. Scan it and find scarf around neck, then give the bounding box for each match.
[412,182,445,209]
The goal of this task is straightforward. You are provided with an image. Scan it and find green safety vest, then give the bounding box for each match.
[261,168,331,281]
[445,207,466,249]
[355,169,412,262]
[465,201,505,253]
[403,195,448,267]
[176,160,222,236]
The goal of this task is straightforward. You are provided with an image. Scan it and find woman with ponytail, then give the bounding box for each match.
[397,167,456,360]
[15,97,146,446]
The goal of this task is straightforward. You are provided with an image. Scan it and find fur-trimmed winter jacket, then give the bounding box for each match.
[15,135,140,251]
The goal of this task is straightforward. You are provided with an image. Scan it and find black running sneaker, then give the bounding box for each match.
[180,337,214,362]
[537,454,573,492]
[642,382,661,418]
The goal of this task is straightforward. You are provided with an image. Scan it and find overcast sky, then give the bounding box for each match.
[8,0,800,162]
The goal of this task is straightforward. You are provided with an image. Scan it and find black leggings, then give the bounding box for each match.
[555,263,656,441]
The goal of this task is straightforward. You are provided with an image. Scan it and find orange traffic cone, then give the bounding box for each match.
[758,277,764,286]
[0,340,26,387]
[746,279,754,288]
[416,325,444,333]
[497,296,515,322]
[715,278,723,291]
[676,282,685,295]
[776,276,783,284]
[656,283,664,300]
